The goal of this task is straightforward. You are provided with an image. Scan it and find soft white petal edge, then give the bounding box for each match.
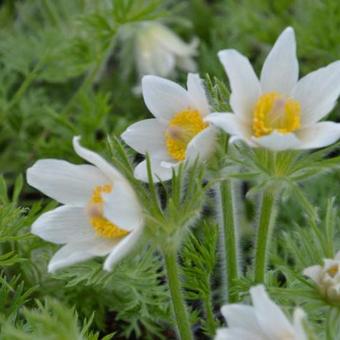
[296,122,340,149]
[250,285,294,338]
[260,27,298,95]
[253,131,301,150]
[293,308,308,340]
[73,136,123,182]
[215,328,263,340]
[27,160,107,206]
[121,119,170,160]
[134,159,174,183]
[142,75,193,122]
[103,227,143,271]
[218,49,261,121]
[303,265,322,284]
[31,206,95,244]
[187,73,210,116]
[48,238,116,273]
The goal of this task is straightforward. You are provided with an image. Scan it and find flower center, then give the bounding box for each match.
[88,184,129,239]
[165,109,207,161]
[327,265,340,278]
[252,92,301,137]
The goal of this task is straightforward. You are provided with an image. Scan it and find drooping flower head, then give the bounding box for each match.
[216,285,307,340]
[304,251,340,302]
[27,137,144,273]
[207,27,340,150]
[134,22,198,81]
[122,73,217,182]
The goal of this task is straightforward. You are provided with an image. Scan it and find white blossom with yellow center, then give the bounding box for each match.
[206,27,340,151]
[215,285,308,340]
[27,137,144,273]
[122,73,217,182]
[304,251,340,302]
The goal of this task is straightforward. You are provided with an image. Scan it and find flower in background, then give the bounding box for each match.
[216,285,307,340]
[304,251,340,302]
[27,137,144,273]
[206,27,340,151]
[134,22,198,85]
[122,73,217,182]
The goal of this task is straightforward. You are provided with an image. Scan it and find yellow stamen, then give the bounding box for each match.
[252,92,301,137]
[88,184,128,239]
[165,109,207,161]
[327,265,339,278]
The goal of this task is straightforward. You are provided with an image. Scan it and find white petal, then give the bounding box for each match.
[176,56,197,73]
[102,180,143,232]
[221,305,264,335]
[186,126,217,162]
[251,285,294,338]
[121,119,170,159]
[218,49,261,121]
[296,122,340,149]
[154,23,198,57]
[27,160,107,206]
[187,73,210,116]
[293,308,308,340]
[292,61,340,124]
[253,131,301,150]
[134,159,174,183]
[142,75,193,122]
[48,238,116,273]
[303,265,322,284]
[103,227,143,271]
[205,113,252,140]
[215,328,263,340]
[31,206,95,244]
[260,27,298,94]
[73,136,123,182]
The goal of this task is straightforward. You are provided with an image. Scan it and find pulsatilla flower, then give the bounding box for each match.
[122,73,217,182]
[27,137,144,273]
[304,251,340,302]
[216,285,307,340]
[135,22,198,81]
[206,27,340,151]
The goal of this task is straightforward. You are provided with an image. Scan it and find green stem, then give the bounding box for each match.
[219,180,239,302]
[254,190,278,283]
[203,283,217,336]
[163,248,193,340]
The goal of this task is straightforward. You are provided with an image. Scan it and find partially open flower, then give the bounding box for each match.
[216,285,307,340]
[134,22,198,82]
[206,27,340,151]
[122,73,217,182]
[27,137,144,273]
[303,251,340,302]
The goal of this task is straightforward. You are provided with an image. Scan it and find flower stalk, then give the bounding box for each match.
[163,247,193,340]
[219,179,239,302]
[254,189,278,283]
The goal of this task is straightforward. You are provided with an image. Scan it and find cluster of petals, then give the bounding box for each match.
[27,137,144,273]
[122,73,217,182]
[304,251,340,302]
[206,27,340,151]
[134,22,198,84]
[216,285,307,340]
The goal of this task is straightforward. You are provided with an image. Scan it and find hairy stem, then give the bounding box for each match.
[254,189,278,283]
[163,248,193,340]
[219,180,239,302]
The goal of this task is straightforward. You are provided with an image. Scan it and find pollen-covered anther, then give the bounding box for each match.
[252,92,301,137]
[165,109,207,161]
[88,184,129,239]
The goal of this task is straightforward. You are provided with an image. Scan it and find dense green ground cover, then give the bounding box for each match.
[1,0,340,339]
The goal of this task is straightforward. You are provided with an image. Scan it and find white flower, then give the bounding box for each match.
[303,251,340,302]
[135,22,198,81]
[26,137,144,273]
[216,285,307,340]
[121,73,217,182]
[206,27,340,151]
